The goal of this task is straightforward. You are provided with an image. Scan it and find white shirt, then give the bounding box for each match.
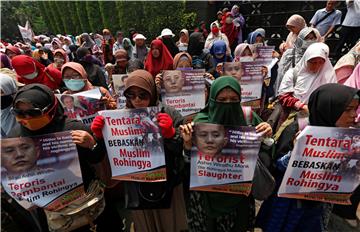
[310,8,342,36]
[342,0,360,27]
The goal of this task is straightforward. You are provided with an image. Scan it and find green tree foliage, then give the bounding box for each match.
[1,1,197,42]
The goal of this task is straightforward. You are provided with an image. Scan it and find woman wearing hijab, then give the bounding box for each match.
[160,28,180,58]
[80,33,100,54]
[8,83,107,231]
[180,76,272,232]
[210,40,233,78]
[173,52,192,69]
[257,83,359,232]
[221,12,239,52]
[133,34,149,63]
[102,29,115,65]
[176,29,189,52]
[5,45,22,60]
[61,62,116,109]
[50,49,68,71]
[247,30,265,45]
[205,22,231,55]
[91,69,188,232]
[1,74,18,137]
[234,43,254,62]
[344,62,360,126]
[188,32,215,73]
[0,53,13,69]
[76,47,108,89]
[278,42,337,112]
[285,14,307,49]
[275,27,322,95]
[12,55,62,90]
[145,39,174,77]
[231,5,246,44]
[51,38,62,51]
[334,41,360,84]
[122,38,135,60]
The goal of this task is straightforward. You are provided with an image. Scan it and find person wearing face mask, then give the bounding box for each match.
[0,74,18,137]
[210,40,233,78]
[12,55,62,90]
[275,27,322,96]
[91,70,188,232]
[145,39,174,77]
[188,32,215,74]
[159,28,180,58]
[180,76,272,232]
[205,22,231,55]
[61,62,116,109]
[8,83,107,231]
[50,49,68,71]
[334,41,360,84]
[221,12,239,52]
[257,83,359,232]
[234,43,255,62]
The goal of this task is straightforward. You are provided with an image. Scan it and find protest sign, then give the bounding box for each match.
[254,45,275,62]
[18,21,34,43]
[56,88,105,125]
[190,123,261,195]
[223,61,265,107]
[278,126,360,204]
[161,70,206,116]
[1,131,84,211]
[99,107,166,182]
[112,74,129,109]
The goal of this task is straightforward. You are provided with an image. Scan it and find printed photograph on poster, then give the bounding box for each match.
[223,61,265,105]
[278,126,360,204]
[190,123,261,195]
[161,70,205,116]
[99,107,167,182]
[56,88,106,126]
[112,74,129,109]
[254,46,275,62]
[1,131,84,210]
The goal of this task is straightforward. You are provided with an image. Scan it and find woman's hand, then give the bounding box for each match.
[71,130,96,149]
[155,73,163,89]
[301,104,309,114]
[203,72,215,80]
[216,63,223,76]
[255,122,273,137]
[180,122,194,150]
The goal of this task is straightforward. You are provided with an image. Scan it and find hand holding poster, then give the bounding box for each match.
[278,126,360,204]
[99,107,166,182]
[161,70,205,116]
[56,88,106,125]
[190,123,261,195]
[1,131,84,211]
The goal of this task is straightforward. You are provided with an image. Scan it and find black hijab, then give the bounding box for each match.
[162,37,179,58]
[308,83,360,127]
[12,84,65,136]
[188,32,205,56]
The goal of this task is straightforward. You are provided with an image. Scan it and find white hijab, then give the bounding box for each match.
[0,74,18,137]
[278,42,337,103]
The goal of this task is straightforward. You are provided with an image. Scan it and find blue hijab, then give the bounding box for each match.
[210,40,228,65]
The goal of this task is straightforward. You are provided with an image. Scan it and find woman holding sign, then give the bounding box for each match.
[8,83,108,231]
[91,69,188,232]
[180,76,272,232]
[257,83,360,232]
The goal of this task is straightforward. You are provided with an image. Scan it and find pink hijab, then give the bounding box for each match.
[285,14,306,49]
[344,63,360,120]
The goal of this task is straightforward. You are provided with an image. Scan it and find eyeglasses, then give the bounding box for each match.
[124,91,150,100]
[11,104,51,118]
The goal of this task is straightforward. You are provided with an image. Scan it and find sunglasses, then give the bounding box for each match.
[124,91,150,100]
[11,104,52,118]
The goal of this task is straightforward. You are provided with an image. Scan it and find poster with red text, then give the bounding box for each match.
[1,131,84,211]
[56,88,105,126]
[190,123,261,195]
[161,70,205,116]
[99,107,166,182]
[278,126,360,204]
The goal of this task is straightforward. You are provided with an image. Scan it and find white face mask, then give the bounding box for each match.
[239,56,254,62]
[23,71,38,79]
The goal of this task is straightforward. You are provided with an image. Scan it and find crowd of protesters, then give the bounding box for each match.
[1,1,359,232]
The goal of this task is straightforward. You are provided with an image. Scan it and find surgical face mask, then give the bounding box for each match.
[302,40,315,49]
[64,79,86,91]
[239,56,254,62]
[23,71,39,80]
[16,114,52,131]
[225,17,232,24]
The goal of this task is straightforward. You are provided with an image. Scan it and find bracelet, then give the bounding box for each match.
[90,142,98,151]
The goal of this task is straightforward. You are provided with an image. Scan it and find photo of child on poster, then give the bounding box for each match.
[161,70,205,116]
[1,131,84,209]
[56,89,106,125]
[99,106,167,182]
[190,123,261,195]
[112,74,129,108]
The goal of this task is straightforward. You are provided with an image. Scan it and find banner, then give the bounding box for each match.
[190,123,261,195]
[161,70,205,116]
[56,88,105,125]
[278,126,360,204]
[223,61,265,107]
[1,131,84,211]
[112,74,129,109]
[99,107,166,182]
[18,21,34,43]
[254,46,275,62]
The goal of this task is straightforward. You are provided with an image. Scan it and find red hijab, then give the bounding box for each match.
[12,55,62,90]
[145,39,173,77]
[221,12,238,47]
